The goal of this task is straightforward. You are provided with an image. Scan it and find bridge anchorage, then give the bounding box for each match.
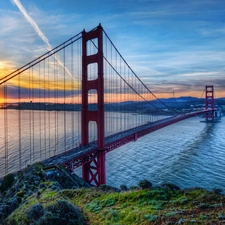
[1,24,219,187]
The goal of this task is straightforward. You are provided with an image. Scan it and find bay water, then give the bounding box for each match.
[0,110,224,191]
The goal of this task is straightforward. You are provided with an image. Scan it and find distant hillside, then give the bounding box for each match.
[2,96,224,113]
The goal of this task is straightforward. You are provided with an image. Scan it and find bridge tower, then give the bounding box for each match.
[205,85,214,121]
[81,24,106,186]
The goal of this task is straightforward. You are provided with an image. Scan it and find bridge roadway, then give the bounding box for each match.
[43,109,210,170]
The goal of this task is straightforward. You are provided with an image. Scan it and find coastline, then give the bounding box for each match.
[0,163,224,224]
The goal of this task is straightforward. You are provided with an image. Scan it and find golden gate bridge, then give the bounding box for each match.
[0,24,217,186]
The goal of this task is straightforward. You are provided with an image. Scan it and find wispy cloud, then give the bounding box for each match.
[12,0,52,51]
[0,0,224,98]
[11,0,76,81]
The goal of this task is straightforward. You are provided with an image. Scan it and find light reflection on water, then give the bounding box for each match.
[0,110,164,177]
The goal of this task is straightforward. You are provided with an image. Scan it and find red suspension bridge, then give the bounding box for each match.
[0,24,218,186]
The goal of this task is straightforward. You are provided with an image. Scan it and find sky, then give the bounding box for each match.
[0,0,225,99]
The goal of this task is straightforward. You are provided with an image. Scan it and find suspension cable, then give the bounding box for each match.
[0,35,82,85]
[89,39,172,114]
[102,28,175,114]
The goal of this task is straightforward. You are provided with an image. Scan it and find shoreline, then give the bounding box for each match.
[0,163,224,224]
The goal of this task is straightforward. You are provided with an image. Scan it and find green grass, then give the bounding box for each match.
[2,164,225,224]
[5,185,225,225]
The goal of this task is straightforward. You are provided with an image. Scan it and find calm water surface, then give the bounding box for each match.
[105,117,225,190]
[0,110,224,191]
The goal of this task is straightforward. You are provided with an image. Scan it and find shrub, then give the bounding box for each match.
[99,184,120,192]
[166,211,177,217]
[160,183,180,191]
[197,202,210,209]
[45,200,88,225]
[129,186,139,190]
[199,214,208,220]
[16,190,26,198]
[26,204,44,220]
[138,179,152,189]
[213,188,223,194]
[144,214,158,222]
[120,184,128,191]
[0,173,14,192]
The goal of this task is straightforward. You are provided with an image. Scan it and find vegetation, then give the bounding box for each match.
[138,179,152,189]
[0,173,14,193]
[0,164,225,225]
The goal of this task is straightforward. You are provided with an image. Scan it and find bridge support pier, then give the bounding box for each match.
[81,24,106,186]
[205,85,214,121]
[81,150,106,186]
[97,150,106,184]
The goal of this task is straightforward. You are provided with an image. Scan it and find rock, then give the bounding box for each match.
[160,183,180,191]
[177,218,185,224]
[177,210,186,214]
[218,215,225,220]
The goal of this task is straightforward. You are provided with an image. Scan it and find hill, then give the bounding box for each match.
[0,164,225,224]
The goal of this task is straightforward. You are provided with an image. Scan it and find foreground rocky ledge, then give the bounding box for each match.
[0,163,224,225]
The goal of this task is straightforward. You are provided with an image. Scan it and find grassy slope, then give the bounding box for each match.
[1,164,225,224]
[6,185,225,224]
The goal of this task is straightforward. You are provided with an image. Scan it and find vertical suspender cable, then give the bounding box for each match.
[56,54,59,153]
[44,60,46,159]
[48,55,50,157]
[29,67,32,164]
[4,83,8,175]
[104,35,107,136]
[63,47,67,152]
[39,63,41,160]
[18,72,22,170]
[110,40,113,135]
[71,43,75,148]
[32,66,34,162]
[54,54,57,154]
[78,39,80,146]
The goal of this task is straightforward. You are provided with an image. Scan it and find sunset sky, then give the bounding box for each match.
[0,0,225,99]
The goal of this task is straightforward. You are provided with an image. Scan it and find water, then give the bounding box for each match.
[0,110,82,176]
[1,110,225,191]
[0,110,163,177]
[106,117,225,190]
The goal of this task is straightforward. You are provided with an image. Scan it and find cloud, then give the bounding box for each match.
[0,10,48,73]
[0,0,224,99]
[12,0,75,79]
[12,0,51,50]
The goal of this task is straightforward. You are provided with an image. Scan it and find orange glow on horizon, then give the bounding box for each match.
[0,60,224,104]
[0,60,80,92]
[1,90,224,105]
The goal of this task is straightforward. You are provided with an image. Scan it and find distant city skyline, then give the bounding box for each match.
[0,0,225,99]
